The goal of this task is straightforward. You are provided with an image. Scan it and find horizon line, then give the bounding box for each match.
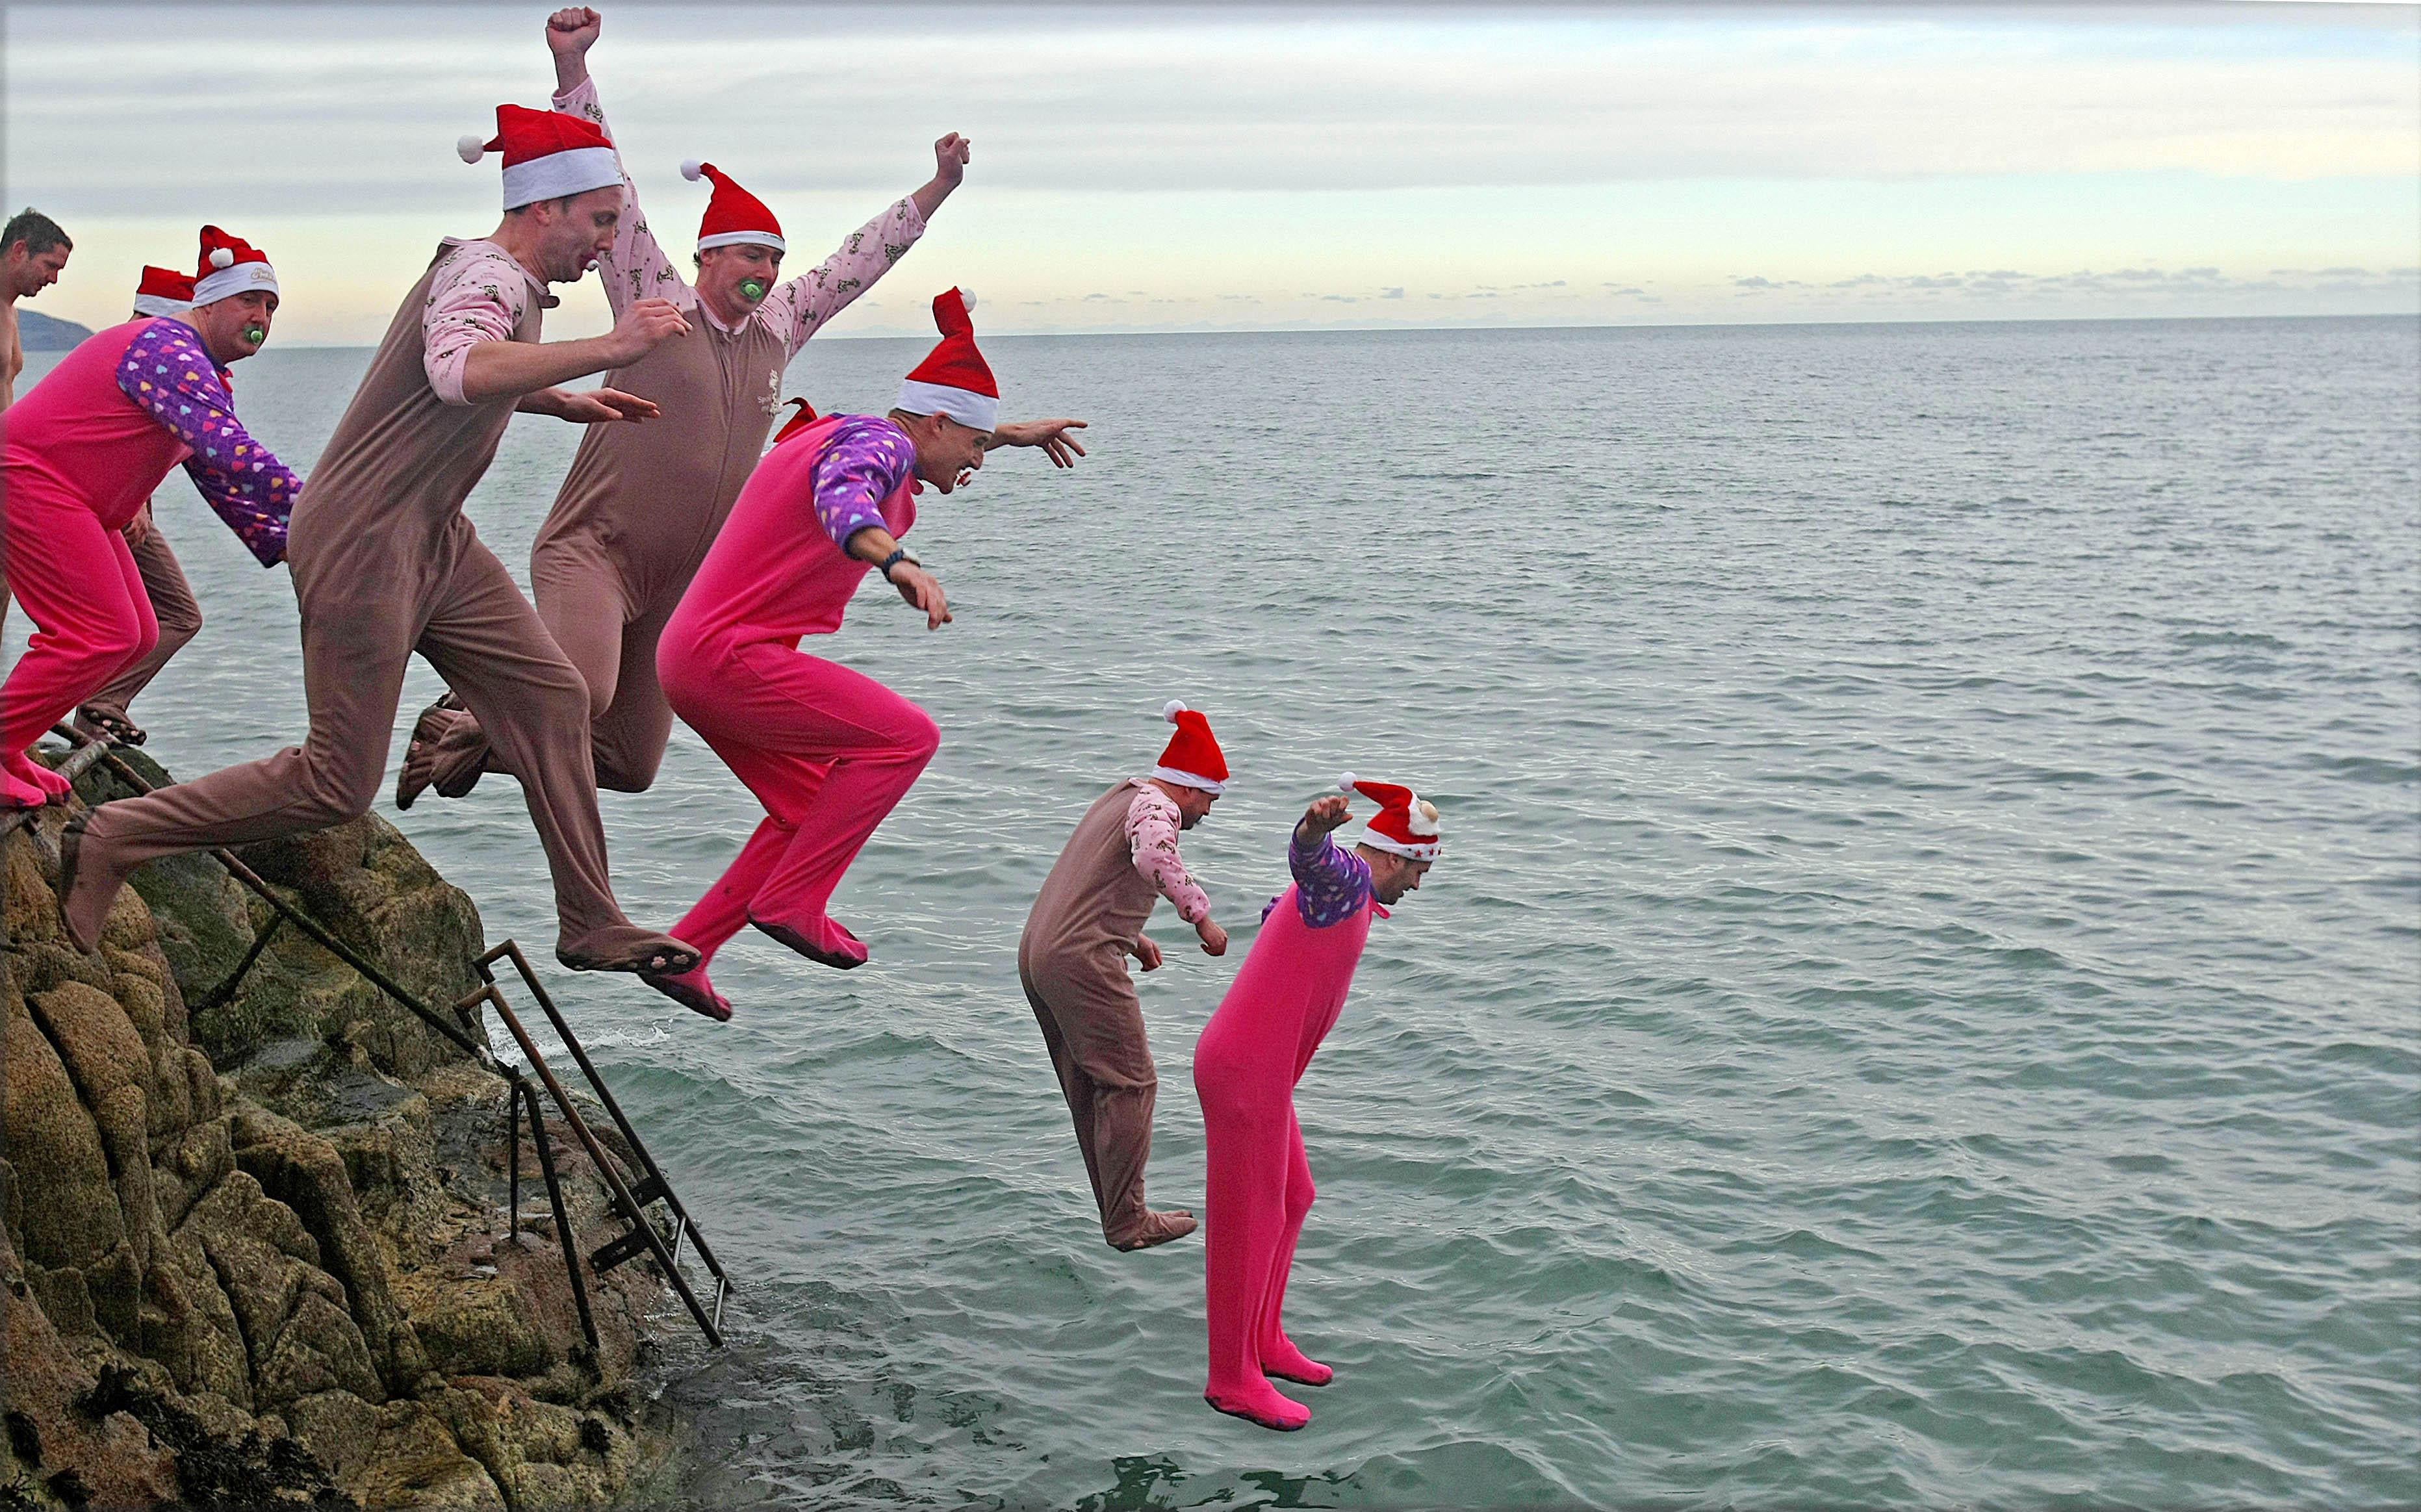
[72,306,2421,351]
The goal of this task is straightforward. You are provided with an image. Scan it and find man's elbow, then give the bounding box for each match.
[426,361,478,407]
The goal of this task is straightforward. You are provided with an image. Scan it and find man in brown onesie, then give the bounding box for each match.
[60,102,700,978]
[400,6,1079,806]
[1019,702,1235,1251]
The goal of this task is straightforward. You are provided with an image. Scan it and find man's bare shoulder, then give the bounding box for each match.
[2,301,23,392]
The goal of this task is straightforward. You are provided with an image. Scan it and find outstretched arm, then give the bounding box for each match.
[118,321,298,566]
[762,134,968,354]
[546,6,684,314]
[986,418,1089,467]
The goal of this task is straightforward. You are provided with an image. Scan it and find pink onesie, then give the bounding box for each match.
[653,413,936,1005]
[1192,830,1383,1430]
[1,318,294,804]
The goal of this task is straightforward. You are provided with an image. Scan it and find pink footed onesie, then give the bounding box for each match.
[1192,828,1385,1431]
[652,413,936,1012]
[1,317,293,806]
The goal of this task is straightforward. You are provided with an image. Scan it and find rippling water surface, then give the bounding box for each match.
[14,316,2418,1508]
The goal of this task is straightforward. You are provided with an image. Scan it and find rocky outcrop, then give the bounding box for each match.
[3,749,682,1509]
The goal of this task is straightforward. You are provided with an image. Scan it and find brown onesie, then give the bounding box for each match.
[60,242,691,975]
[1020,778,1205,1249]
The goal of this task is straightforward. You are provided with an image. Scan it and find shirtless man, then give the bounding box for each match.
[0,207,73,411]
[2,208,75,627]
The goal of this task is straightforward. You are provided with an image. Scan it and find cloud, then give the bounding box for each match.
[6,5,2417,218]
[1380,287,1405,299]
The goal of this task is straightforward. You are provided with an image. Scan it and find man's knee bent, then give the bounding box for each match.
[903,706,942,763]
[593,745,661,795]
[294,762,383,826]
[156,600,203,650]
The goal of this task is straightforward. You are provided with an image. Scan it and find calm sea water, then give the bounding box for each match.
[14,316,2419,1509]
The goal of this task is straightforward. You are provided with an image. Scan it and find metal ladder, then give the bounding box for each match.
[453,942,732,1348]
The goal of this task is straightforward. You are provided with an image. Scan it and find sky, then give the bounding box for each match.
[6,1,2418,344]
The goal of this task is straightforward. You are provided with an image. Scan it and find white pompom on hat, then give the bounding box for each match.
[896,288,999,432]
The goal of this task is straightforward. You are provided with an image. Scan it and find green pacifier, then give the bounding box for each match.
[739,278,767,302]
[243,325,267,345]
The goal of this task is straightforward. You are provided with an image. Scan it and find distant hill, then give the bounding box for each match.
[16,308,94,350]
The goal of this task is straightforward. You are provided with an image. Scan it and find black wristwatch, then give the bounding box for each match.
[878,547,921,582]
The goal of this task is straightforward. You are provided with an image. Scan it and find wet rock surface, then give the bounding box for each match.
[3,749,685,1509]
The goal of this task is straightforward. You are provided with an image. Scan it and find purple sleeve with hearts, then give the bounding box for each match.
[115,319,295,566]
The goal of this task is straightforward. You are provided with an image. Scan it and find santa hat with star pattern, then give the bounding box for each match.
[1339,775,1443,860]
[1152,702,1229,793]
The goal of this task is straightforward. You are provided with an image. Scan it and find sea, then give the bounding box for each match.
[12,314,2419,1509]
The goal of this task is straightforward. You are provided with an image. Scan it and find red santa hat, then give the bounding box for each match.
[897,288,998,433]
[190,225,276,307]
[1152,701,1229,793]
[1339,775,1443,860]
[457,104,621,211]
[678,160,784,253]
[133,264,194,318]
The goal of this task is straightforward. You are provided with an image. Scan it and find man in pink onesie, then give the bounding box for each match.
[648,287,1071,1018]
[1,226,297,810]
[1194,776,1444,1431]
[73,265,253,749]
[1020,701,1234,1251]
[58,106,700,977]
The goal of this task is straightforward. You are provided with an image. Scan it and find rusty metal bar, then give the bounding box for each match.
[459,966,726,1348]
[476,942,735,1301]
[60,728,496,1068]
[0,732,116,838]
[510,1070,598,1353]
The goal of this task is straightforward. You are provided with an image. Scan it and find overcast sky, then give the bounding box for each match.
[6,1,2417,344]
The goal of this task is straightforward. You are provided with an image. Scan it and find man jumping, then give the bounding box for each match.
[1019,702,1233,1251]
[60,106,698,978]
[1194,777,1443,1431]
